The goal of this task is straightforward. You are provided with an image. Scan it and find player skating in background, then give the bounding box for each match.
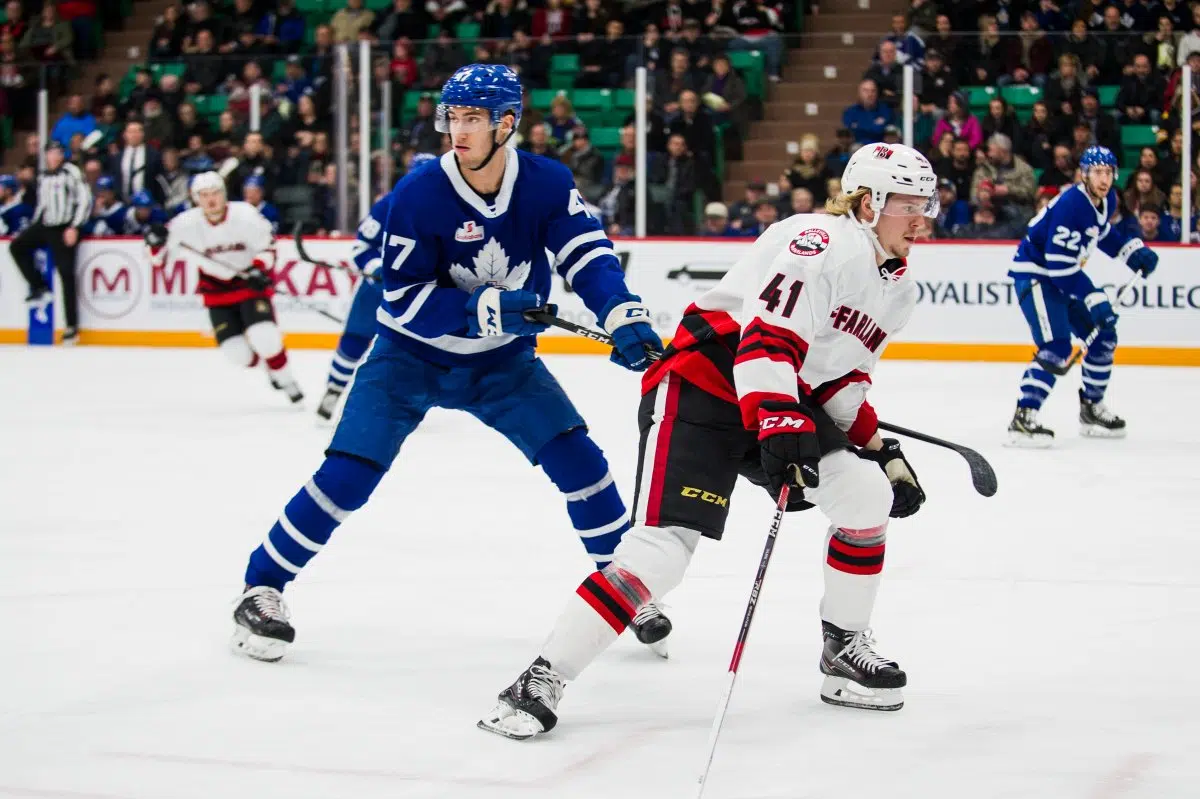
[145,172,303,404]
[231,64,673,663]
[480,143,937,740]
[1007,146,1159,446]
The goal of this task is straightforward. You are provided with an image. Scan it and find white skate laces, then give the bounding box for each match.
[632,602,664,627]
[835,629,892,673]
[247,586,289,622]
[526,662,566,709]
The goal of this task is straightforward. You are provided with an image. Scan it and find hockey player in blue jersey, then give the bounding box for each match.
[1007,146,1159,446]
[121,191,169,235]
[0,175,33,235]
[231,64,674,663]
[242,176,280,233]
[83,176,124,237]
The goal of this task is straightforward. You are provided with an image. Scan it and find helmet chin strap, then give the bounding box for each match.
[851,196,896,262]
[467,126,517,173]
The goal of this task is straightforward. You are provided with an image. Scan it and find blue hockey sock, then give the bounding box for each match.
[1017,361,1057,410]
[538,429,630,570]
[1081,331,1116,402]
[326,334,372,392]
[245,454,385,590]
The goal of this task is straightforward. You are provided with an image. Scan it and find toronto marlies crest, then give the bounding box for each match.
[449,237,532,292]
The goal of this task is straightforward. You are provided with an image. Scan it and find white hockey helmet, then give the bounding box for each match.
[189,171,227,206]
[841,143,939,229]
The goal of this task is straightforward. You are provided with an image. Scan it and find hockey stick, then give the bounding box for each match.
[178,243,346,325]
[694,481,793,799]
[524,308,662,360]
[1033,273,1141,376]
[292,223,379,283]
[876,422,997,497]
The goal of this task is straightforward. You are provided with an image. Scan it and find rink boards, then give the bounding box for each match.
[1,237,1197,365]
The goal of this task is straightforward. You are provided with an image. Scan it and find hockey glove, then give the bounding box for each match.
[1127,245,1158,277]
[1084,290,1118,330]
[599,293,663,371]
[859,438,926,518]
[144,223,168,250]
[244,267,273,291]
[466,285,553,337]
[757,400,821,499]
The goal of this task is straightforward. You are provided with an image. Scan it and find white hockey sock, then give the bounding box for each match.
[541,592,624,681]
[819,525,886,632]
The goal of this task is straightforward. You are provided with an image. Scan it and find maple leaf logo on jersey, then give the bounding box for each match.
[448,237,532,291]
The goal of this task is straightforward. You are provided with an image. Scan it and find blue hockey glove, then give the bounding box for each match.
[466,286,553,337]
[1084,291,1118,330]
[599,293,663,371]
[1127,245,1158,277]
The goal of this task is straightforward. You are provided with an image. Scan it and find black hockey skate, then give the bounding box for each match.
[268,374,305,404]
[631,602,673,659]
[477,657,566,740]
[819,622,906,711]
[1079,389,1126,438]
[315,386,343,422]
[1007,405,1054,448]
[231,585,295,662]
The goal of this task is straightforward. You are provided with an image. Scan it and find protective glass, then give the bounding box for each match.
[879,193,940,219]
[435,105,495,134]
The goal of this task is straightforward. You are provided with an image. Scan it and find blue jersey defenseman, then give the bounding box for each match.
[232,64,674,664]
[1007,146,1159,446]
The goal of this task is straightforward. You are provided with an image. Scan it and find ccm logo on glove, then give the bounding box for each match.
[760,414,814,432]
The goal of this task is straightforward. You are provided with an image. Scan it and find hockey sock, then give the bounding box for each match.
[537,430,629,569]
[542,567,651,680]
[265,350,289,372]
[820,525,886,632]
[1017,358,1058,411]
[1081,334,1116,402]
[327,333,372,392]
[244,454,385,590]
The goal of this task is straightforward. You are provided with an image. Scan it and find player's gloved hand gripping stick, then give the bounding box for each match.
[1033,271,1144,377]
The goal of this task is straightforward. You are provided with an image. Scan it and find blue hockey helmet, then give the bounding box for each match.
[243,174,265,191]
[96,175,115,192]
[131,189,154,208]
[1080,145,1118,181]
[0,174,18,192]
[436,64,522,134]
[410,152,438,168]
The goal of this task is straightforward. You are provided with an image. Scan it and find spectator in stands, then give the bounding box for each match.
[864,41,903,109]
[743,197,778,236]
[598,153,636,236]
[149,3,184,60]
[508,31,552,87]
[654,49,698,115]
[1178,5,1200,63]
[225,0,259,54]
[0,29,31,129]
[659,0,684,38]
[112,121,163,204]
[1159,0,1189,37]
[483,0,529,55]
[917,48,956,117]
[52,94,95,153]
[277,56,312,106]
[519,122,555,157]
[680,19,714,72]
[183,30,227,96]
[1063,18,1101,83]
[783,186,815,218]
[932,93,981,152]
[1077,88,1121,154]
[533,0,571,39]
[182,1,224,49]
[728,178,764,229]
[728,0,784,82]
[1022,101,1055,170]
[209,110,245,159]
[1118,53,1166,124]
[1035,0,1067,33]
[154,147,189,212]
[561,125,604,201]
[158,73,185,120]
[373,0,427,43]
[972,133,1036,222]
[667,89,716,169]
[141,97,175,151]
[626,23,663,83]
[1163,182,1197,240]
[1,1,26,43]
[547,95,580,146]
[663,132,697,234]
[1068,118,1094,163]
[226,61,272,119]
[1124,168,1168,217]
[427,0,469,30]
[781,135,827,203]
[954,204,1024,238]
[907,0,937,36]
[20,3,74,88]
[389,40,420,90]
[998,12,1053,89]
[1136,205,1169,241]
[982,97,1023,155]
[173,102,208,150]
[1044,54,1085,123]
[1133,146,1171,191]
[403,93,441,154]
[1039,144,1076,188]
[256,0,306,55]
[701,53,747,134]
[577,18,628,88]
[575,0,608,37]
[932,178,970,237]
[1096,6,1140,84]
[825,128,855,175]
[969,16,1004,85]
[700,201,734,236]
[332,0,376,44]
[843,79,895,145]
[232,132,276,198]
[1147,15,1180,71]
[91,74,116,117]
[882,12,925,66]
[94,104,120,150]
[421,27,463,90]
[925,15,962,80]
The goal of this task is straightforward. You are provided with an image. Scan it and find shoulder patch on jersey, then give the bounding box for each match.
[789,228,830,257]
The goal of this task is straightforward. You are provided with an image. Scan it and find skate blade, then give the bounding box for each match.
[820,676,904,711]
[230,625,289,663]
[644,639,669,659]
[1080,424,1126,439]
[476,702,546,741]
[1004,430,1054,449]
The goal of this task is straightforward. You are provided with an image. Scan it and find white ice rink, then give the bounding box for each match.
[1,347,1197,799]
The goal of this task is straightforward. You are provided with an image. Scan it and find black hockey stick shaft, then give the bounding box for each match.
[877,422,998,497]
[293,223,380,283]
[694,482,792,799]
[524,308,662,360]
[1036,273,1141,376]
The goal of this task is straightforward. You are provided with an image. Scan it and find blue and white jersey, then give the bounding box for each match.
[376,148,629,366]
[1010,183,1145,299]
[352,195,389,278]
[0,199,33,235]
[116,205,169,235]
[84,202,126,237]
[254,201,281,233]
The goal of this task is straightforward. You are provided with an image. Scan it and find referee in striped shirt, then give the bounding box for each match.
[10,141,92,343]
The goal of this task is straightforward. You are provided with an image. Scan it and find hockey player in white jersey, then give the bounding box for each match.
[145,172,303,403]
[479,143,937,740]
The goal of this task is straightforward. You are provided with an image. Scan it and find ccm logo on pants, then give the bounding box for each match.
[680,486,729,507]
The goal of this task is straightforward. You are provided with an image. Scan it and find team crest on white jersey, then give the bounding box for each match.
[790,228,829,256]
[449,237,532,291]
[455,221,485,242]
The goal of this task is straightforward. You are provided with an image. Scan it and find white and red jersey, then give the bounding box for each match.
[148,201,277,307]
[643,213,917,446]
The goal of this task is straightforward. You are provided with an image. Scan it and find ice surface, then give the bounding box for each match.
[1,347,1198,799]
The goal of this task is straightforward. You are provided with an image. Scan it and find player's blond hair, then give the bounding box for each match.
[824,187,871,217]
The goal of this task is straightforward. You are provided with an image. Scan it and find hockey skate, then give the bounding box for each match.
[631,602,672,659]
[819,623,905,711]
[268,374,305,405]
[1079,390,1126,438]
[315,387,343,423]
[1007,406,1054,448]
[477,657,566,740]
[231,585,295,662]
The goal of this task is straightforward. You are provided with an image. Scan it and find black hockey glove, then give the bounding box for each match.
[144,223,168,249]
[244,266,273,291]
[859,438,926,518]
[757,400,821,499]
